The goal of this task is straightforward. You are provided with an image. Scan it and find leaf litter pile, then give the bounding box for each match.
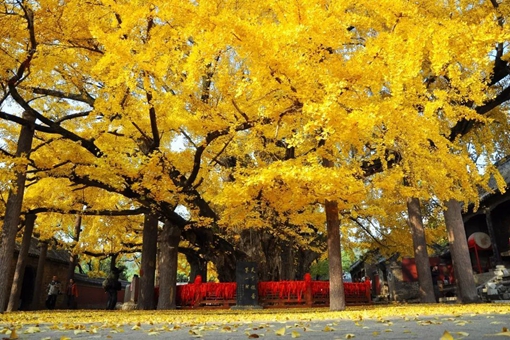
[1,304,510,339]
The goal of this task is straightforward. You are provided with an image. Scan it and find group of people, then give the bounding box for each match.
[45,276,78,310]
[45,269,121,310]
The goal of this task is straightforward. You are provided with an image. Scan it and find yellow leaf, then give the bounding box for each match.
[372,331,380,336]
[291,330,301,338]
[60,337,71,340]
[456,331,469,337]
[323,326,334,332]
[9,329,18,340]
[248,334,260,338]
[493,328,510,337]
[275,327,286,336]
[148,331,160,336]
[24,327,40,334]
[346,334,356,339]
[440,330,454,340]
[132,325,141,330]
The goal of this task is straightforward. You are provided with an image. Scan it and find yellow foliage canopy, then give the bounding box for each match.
[0,0,509,256]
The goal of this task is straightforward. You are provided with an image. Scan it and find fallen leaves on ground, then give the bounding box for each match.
[0,304,509,339]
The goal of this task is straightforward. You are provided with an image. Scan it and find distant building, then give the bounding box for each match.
[350,157,510,302]
[463,156,510,273]
[12,238,126,310]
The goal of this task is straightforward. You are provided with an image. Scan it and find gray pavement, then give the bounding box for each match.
[2,310,510,339]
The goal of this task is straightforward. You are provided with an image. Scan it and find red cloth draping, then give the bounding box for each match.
[258,281,306,302]
[176,281,237,306]
[176,273,371,307]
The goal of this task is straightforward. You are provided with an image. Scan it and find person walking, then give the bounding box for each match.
[103,268,121,310]
[431,265,440,302]
[45,276,61,310]
[66,278,79,309]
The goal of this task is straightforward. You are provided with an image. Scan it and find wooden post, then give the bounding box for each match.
[193,275,202,308]
[304,273,313,307]
[485,208,501,264]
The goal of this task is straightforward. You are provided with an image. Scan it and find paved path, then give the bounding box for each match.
[2,312,510,339]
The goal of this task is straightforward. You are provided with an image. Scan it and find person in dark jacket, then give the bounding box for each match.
[431,265,440,302]
[103,268,121,310]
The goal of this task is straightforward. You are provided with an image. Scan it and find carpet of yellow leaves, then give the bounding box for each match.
[1,303,510,326]
[2,304,510,339]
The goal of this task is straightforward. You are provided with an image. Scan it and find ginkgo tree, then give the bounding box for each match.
[1,0,510,313]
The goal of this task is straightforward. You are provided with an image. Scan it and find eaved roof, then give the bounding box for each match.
[15,238,70,264]
[480,156,510,202]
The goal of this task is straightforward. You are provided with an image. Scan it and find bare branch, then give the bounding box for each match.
[55,111,92,124]
[231,99,249,121]
[31,87,95,106]
[27,207,147,216]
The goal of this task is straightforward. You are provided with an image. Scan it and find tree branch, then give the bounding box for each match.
[31,87,95,106]
[27,207,147,216]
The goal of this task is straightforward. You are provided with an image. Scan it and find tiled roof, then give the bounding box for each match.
[15,238,70,264]
[480,156,510,202]
[74,273,129,288]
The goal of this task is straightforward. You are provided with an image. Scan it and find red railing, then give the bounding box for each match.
[176,273,371,309]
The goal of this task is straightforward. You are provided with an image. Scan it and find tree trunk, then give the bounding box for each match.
[186,253,207,283]
[110,253,118,272]
[407,197,436,303]
[443,199,479,303]
[7,213,37,311]
[295,247,321,280]
[280,241,295,280]
[157,221,181,310]
[138,213,158,310]
[67,215,82,283]
[325,199,346,311]
[0,111,36,313]
[31,241,48,310]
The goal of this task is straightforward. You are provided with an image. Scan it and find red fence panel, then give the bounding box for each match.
[176,274,371,309]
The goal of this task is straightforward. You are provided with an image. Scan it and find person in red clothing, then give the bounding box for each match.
[66,278,79,309]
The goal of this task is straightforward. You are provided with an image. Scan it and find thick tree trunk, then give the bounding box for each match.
[157,221,181,310]
[443,199,479,303]
[295,247,321,280]
[138,213,158,310]
[181,228,241,282]
[0,111,36,313]
[280,241,295,280]
[407,197,436,303]
[186,253,207,283]
[31,241,48,310]
[66,215,82,282]
[325,199,346,311]
[7,214,37,311]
